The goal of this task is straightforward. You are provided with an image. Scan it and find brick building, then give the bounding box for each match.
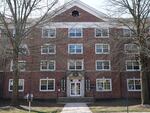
[1,0,142,100]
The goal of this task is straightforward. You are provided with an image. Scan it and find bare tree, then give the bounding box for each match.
[0,0,62,106]
[108,0,150,104]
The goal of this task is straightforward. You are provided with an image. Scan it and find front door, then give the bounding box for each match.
[70,81,81,96]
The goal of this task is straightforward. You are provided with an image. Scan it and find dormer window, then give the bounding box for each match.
[72,10,79,17]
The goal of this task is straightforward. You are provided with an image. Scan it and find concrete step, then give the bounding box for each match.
[57,97,94,103]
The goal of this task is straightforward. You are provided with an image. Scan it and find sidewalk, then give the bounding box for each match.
[61,103,92,113]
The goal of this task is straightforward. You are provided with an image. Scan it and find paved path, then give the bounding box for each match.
[61,103,92,113]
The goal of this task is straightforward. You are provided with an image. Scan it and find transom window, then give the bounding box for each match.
[96,78,112,91]
[9,79,24,92]
[69,28,82,37]
[40,60,55,71]
[95,28,109,37]
[126,60,141,71]
[40,79,55,91]
[68,60,83,70]
[42,28,56,38]
[96,60,111,71]
[10,60,26,72]
[127,78,141,91]
[41,44,56,54]
[123,29,135,37]
[124,44,139,54]
[68,44,83,54]
[95,44,110,54]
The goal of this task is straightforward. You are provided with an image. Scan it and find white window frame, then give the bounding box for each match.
[96,78,112,92]
[19,44,30,55]
[124,44,139,54]
[68,60,84,71]
[127,78,141,92]
[42,28,56,38]
[39,79,55,92]
[8,79,24,92]
[40,60,55,71]
[95,28,109,38]
[41,44,56,54]
[126,60,141,71]
[123,29,134,37]
[10,60,26,72]
[95,43,110,54]
[68,44,83,54]
[68,28,83,38]
[96,60,111,71]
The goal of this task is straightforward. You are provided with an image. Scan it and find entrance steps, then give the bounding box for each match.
[57,97,94,103]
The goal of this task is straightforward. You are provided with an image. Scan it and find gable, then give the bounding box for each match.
[52,6,105,22]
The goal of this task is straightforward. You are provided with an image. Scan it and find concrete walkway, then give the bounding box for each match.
[61,103,92,113]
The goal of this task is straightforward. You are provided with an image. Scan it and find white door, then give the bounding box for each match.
[70,82,81,96]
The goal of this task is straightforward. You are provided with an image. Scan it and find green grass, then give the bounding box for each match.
[89,99,150,112]
[0,106,62,113]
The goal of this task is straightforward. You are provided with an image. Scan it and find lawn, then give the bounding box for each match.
[0,99,63,113]
[89,99,150,112]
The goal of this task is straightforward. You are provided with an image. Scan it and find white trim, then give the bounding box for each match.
[68,59,84,71]
[42,27,56,38]
[68,44,83,54]
[95,43,110,54]
[126,60,141,71]
[124,44,139,54]
[127,78,141,92]
[39,79,55,92]
[19,44,30,55]
[10,60,26,72]
[70,81,81,96]
[40,60,56,71]
[68,28,83,38]
[95,28,109,38]
[96,60,111,71]
[96,78,112,92]
[8,79,24,92]
[41,44,56,55]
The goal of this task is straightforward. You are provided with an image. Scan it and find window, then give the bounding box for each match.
[95,44,110,54]
[42,28,56,38]
[126,60,141,71]
[9,79,24,92]
[95,28,109,37]
[19,44,29,55]
[96,78,112,91]
[96,60,111,71]
[40,79,55,91]
[10,60,26,71]
[68,44,83,54]
[124,44,139,54]
[127,78,141,91]
[41,44,56,54]
[69,28,82,37]
[123,29,134,37]
[68,60,83,70]
[40,60,55,71]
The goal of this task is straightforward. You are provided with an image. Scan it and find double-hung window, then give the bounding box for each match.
[123,29,135,37]
[69,28,82,38]
[126,60,141,71]
[10,60,26,72]
[9,79,24,92]
[68,60,83,71]
[95,44,110,54]
[127,78,141,91]
[19,44,29,55]
[68,44,83,54]
[42,28,56,38]
[96,78,112,91]
[41,44,56,54]
[96,60,111,71]
[124,44,139,54]
[40,79,55,91]
[40,60,55,71]
[95,28,109,37]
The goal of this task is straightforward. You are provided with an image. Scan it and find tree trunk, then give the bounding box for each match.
[141,68,150,104]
